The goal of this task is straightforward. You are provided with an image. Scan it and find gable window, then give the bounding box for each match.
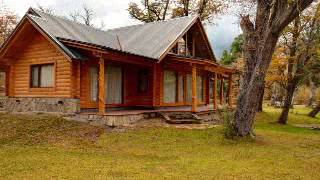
[30,64,54,88]
[137,69,149,94]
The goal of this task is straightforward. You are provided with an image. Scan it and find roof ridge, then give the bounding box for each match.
[106,15,196,32]
[30,8,113,35]
[29,7,197,35]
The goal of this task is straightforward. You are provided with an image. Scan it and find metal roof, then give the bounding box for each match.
[26,8,203,61]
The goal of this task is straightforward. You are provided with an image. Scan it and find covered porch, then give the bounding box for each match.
[90,53,234,115]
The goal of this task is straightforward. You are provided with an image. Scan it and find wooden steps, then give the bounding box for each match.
[160,112,202,124]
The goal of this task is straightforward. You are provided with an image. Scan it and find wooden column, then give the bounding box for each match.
[98,56,106,114]
[228,74,233,107]
[213,73,217,110]
[191,66,197,112]
[220,77,224,105]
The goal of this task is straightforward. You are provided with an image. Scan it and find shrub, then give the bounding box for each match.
[220,108,237,139]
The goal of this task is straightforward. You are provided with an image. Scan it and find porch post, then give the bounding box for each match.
[220,77,224,105]
[191,66,197,112]
[98,56,106,114]
[228,74,233,107]
[213,73,217,110]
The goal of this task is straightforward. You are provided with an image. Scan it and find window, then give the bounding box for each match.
[197,76,204,102]
[89,67,98,102]
[163,70,177,103]
[30,64,54,88]
[105,66,123,104]
[137,69,149,94]
[185,74,204,103]
[186,74,192,103]
[178,74,184,102]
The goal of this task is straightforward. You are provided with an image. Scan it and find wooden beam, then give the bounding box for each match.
[192,33,196,57]
[213,73,217,110]
[220,77,224,105]
[98,56,106,114]
[192,66,197,112]
[228,74,233,107]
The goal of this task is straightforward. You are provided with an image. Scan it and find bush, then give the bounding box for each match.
[220,109,237,139]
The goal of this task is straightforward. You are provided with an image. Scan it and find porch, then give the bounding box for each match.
[77,104,231,127]
[80,53,235,115]
[82,104,231,116]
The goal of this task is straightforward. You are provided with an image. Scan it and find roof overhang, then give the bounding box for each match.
[158,16,217,63]
[0,14,84,61]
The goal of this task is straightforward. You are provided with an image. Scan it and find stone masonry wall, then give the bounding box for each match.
[1,97,80,114]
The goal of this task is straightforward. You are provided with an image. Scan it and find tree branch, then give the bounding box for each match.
[274,0,315,34]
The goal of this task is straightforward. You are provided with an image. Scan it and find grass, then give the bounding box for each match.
[0,106,319,179]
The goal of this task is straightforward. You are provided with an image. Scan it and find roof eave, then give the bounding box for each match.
[58,37,159,62]
[0,15,29,59]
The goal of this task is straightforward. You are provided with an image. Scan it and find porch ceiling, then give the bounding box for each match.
[166,54,234,75]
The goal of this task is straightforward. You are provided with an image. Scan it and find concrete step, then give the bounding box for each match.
[165,119,201,124]
[160,112,202,124]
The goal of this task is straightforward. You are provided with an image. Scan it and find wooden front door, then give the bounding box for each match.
[105,65,123,105]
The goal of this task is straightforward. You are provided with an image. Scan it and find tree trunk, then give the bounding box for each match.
[233,0,314,137]
[256,81,265,112]
[278,18,300,124]
[308,103,320,118]
[234,28,279,136]
[308,79,317,106]
[278,81,297,124]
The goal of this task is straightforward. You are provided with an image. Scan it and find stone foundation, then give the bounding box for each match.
[74,113,147,127]
[1,97,80,114]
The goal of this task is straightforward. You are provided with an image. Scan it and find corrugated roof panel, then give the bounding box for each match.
[27,8,200,60]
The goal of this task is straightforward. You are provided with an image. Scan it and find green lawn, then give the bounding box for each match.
[0,106,319,179]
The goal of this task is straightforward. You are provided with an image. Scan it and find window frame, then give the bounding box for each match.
[29,63,55,89]
[137,69,149,95]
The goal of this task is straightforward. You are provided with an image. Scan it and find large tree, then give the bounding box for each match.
[0,6,18,46]
[233,0,315,136]
[128,0,227,23]
[265,46,288,105]
[278,4,320,124]
[307,51,320,117]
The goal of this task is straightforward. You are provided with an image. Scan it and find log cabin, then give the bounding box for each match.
[0,8,235,120]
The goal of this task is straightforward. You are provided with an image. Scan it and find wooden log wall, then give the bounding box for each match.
[8,32,73,98]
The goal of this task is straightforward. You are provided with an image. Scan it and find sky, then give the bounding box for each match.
[1,0,241,59]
